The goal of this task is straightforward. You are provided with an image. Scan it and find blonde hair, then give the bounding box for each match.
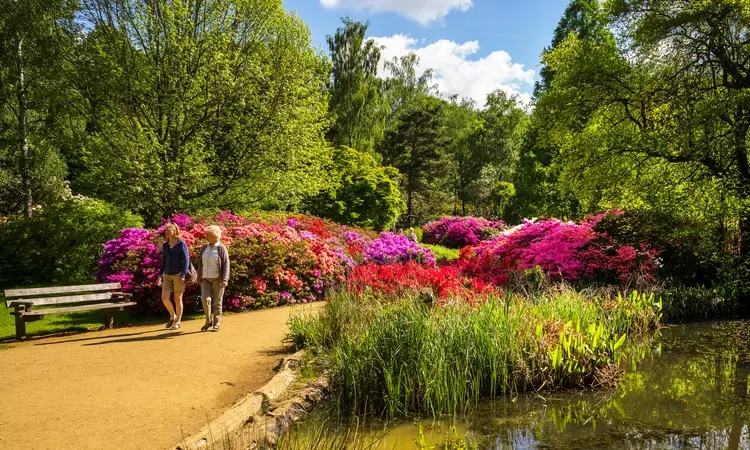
[205,225,222,241]
[164,223,181,239]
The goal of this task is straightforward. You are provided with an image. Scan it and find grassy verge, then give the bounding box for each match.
[288,286,660,418]
[0,300,203,341]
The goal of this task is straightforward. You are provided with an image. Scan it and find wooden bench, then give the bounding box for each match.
[5,283,136,340]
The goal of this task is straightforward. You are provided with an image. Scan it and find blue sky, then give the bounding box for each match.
[282,0,570,105]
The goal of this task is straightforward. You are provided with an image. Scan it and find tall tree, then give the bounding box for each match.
[535,0,614,96]
[326,17,386,152]
[543,0,750,256]
[383,53,437,131]
[0,0,75,217]
[443,95,482,215]
[380,97,446,227]
[508,0,613,222]
[74,0,332,224]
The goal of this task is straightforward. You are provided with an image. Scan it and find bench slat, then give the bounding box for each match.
[6,292,118,308]
[4,283,122,298]
[19,302,137,316]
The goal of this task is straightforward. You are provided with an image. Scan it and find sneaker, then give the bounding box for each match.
[169,322,181,330]
[211,324,220,332]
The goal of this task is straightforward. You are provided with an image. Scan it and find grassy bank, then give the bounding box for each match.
[288,286,660,418]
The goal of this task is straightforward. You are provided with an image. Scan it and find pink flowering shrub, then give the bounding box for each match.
[458,211,659,286]
[97,212,372,314]
[422,216,506,248]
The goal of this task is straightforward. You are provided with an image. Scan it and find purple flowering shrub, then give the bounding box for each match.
[364,232,436,265]
[422,216,506,249]
[97,212,373,314]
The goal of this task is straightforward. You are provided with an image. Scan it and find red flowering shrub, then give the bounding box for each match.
[97,212,370,314]
[347,261,501,305]
[458,212,659,286]
[422,216,505,248]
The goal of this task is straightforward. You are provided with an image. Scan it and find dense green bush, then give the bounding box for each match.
[594,209,717,286]
[302,146,405,231]
[0,197,143,289]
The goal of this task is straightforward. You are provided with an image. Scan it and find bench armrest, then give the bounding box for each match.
[8,300,33,307]
[111,292,133,302]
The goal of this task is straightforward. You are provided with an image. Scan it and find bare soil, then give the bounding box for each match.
[0,303,322,450]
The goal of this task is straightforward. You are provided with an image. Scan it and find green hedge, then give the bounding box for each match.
[0,197,143,289]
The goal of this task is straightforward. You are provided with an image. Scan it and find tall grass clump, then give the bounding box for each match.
[288,287,660,419]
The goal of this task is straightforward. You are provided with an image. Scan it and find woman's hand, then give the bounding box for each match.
[221,280,228,288]
[157,276,162,287]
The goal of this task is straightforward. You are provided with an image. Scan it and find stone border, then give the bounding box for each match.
[173,350,328,450]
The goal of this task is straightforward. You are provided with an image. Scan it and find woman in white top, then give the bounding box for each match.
[196,225,230,332]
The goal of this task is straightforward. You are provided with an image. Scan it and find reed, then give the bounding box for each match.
[288,285,660,419]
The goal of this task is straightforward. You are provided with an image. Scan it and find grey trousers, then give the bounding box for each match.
[201,278,224,323]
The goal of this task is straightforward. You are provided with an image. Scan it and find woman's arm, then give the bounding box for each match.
[180,240,190,278]
[196,245,204,283]
[220,245,230,283]
[160,243,167,276]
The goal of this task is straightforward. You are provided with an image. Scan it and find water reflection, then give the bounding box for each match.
[475,320,750,449]
[294,321,750,449]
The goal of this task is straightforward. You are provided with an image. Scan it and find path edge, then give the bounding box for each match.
[173,349,328,450]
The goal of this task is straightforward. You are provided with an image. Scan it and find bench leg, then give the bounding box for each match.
[14,315,26,341]
[104,310,114,329]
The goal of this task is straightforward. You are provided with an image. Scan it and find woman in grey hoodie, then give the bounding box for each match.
[196,225,230,332]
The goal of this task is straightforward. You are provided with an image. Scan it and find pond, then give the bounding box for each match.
[289,321,750,449]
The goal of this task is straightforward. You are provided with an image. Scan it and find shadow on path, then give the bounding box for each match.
[35,329,164,346]
[82,331,201,345]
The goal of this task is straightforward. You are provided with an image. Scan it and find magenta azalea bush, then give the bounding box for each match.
[458,211,659,285]
[364,232,437,265]
[97,213,373,314]
[422,216,506,248]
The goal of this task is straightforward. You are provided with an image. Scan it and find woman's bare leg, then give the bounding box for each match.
[174,292,184,324]
[161,292,176,321]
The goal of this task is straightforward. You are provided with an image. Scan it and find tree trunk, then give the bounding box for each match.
[15,33,32,218]
[406,187,413,228]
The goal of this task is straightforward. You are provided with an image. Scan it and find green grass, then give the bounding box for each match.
[422,244,460,263]
[0,299,203,341]
[288,287,660,419]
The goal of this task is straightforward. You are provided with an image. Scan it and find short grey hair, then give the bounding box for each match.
[206,225,222,240]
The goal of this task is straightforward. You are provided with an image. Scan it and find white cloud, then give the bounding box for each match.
[320,0,472,24]
[372,34,535,107]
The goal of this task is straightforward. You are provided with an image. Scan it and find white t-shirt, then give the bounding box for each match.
[202,244,222,279]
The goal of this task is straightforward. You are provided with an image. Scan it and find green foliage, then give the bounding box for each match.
[303,146,404,231]
[421,244,460,263]
[72,0,332,224]
[0,0,77,217]
[326,17,386,153]
[542,0,750,260]
[595,209,720,286]
[0,196,143,289]
[380,96,447,227]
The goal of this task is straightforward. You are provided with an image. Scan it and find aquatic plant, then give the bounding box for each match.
[288,286,660,418]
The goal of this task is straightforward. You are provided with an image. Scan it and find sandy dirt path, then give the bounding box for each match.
[0,303,322,450]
